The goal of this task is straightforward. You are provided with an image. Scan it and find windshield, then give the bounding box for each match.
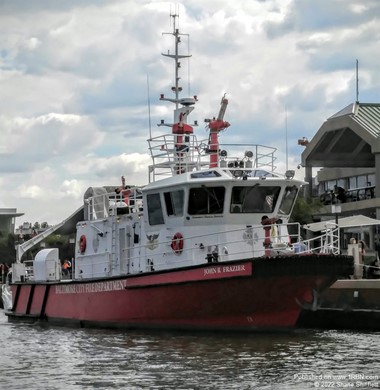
[278,185,299,215]
[230,186,281,213]
[188,186,225,215]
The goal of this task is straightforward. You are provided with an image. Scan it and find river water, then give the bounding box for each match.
[0,310,379,390]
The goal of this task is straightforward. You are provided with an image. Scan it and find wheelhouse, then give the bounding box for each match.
[143,168,300,229]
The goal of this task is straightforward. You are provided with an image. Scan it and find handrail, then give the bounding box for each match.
[319,186,375,205]
[147,133,278,182]
[86,190,144,221]
[16,222,343,281]
[122,222,340,269]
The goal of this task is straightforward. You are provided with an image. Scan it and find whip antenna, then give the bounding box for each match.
[147,74,152,139]
[356,59,359,103]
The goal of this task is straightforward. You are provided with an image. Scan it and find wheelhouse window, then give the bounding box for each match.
[230,186,281,213]
[188,186,225,215]
[147,193,165,225]
[164,190,184,216]
[278,186,299,215]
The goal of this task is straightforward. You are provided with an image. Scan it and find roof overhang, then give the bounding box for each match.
[302,116,374,168]
[301,103,380,169]
[0,212,24,218]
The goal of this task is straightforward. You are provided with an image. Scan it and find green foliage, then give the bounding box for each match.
[1,228,75,263]
[25,234,75,260]
[290,196,323,225]
[0,234,16,264]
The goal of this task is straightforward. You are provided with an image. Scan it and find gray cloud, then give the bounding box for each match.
[1,0,380,224]
[0,0,121,14]
[264,0,380,37]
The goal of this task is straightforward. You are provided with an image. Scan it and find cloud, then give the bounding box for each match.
[0,0,121,14]
[264,0,380,36]
[1,0,380,226]
[0,113,103,173]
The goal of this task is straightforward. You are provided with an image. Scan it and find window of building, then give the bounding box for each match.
[188,186,225,215]
[326,180,337,191]
[164,190,184,216]
[357,175,367,188]
[231,186,281,213]
[318,182,325,195]
[320,173,376,199]
[348,177,357,190]
[147,193,165,225]
[367,174,375,187]
[337,179,346,188]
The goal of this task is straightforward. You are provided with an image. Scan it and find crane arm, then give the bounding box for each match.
[16,221,65,262]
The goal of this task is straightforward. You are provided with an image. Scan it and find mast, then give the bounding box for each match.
[158,13,198,175]
[160,13,190,110]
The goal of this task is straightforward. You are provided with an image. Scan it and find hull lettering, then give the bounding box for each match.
[55,280,127,294]
[203,264,247,277]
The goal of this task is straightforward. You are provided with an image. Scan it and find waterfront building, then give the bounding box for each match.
[301,102,380,250]
[0,208,24,236]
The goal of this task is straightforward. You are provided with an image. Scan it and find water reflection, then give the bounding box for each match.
[1,312,379,389]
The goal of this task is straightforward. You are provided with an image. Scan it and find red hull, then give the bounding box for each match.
[7,256,353,331]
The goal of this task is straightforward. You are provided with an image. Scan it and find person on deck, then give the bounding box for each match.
[62,259,72,277]
[293,238,307,253]
[115,186,132,206]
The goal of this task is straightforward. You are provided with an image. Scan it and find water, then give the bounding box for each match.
[0,310,379,390]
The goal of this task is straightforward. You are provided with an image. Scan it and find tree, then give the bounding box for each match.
[0,234,16,264]
[290,196,323,226]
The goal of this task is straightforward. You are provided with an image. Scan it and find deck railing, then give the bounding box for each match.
[147,133,278,182]
[319,186,376,205]
[11,222,342,282]
[122,222,341,272]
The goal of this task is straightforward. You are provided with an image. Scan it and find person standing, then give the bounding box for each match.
[359,240,366,258]
[293,238,307,253]
[62,259,72,277]
[1,263,4,284]
[358,240,366,278]
[375,238,380,259]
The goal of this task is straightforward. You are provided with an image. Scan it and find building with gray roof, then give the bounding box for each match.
[0,208,24,236]
[301,102,380,248]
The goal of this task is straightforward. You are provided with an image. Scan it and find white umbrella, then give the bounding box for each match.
[303,215,380,232]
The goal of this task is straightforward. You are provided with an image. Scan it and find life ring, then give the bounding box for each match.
[171,232,184,255]
[79,235,87,254]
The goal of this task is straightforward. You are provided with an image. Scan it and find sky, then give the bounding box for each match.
[1,0,380,226]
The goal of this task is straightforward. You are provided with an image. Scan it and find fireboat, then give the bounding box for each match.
[2,14,353,331]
